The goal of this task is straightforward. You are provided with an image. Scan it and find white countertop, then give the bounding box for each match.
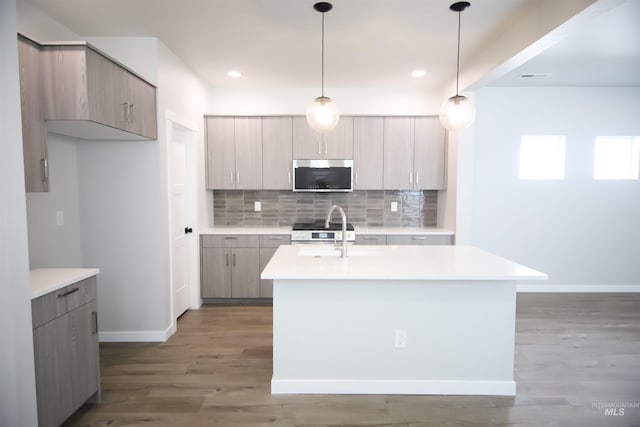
[261,245,547,281]
[200,226,453,236]
[30,268,100,299]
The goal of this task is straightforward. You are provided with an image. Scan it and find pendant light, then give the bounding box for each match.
[439,1,475,131]
[306,2,340,133]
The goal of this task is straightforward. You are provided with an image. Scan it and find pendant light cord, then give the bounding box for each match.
[321,12,325,97]
[455,10,461,96]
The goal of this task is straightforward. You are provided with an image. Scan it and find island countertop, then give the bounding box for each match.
[261,245,547,281]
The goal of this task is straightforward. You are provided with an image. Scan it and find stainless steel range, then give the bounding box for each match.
[291,220,355,243]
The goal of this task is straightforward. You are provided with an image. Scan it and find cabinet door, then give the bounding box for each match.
[387,235,453,245]
[128,73,158,139]
[293,116,323,159]
[414,116,446,190]
[205,117,236,189]
[322,116,353,159]
[18,35,49,193]
[262,117,293,189]
[86,48,116,129]
[33,316,73,427]
[201,247,232,297]
[41,45,90,121]
[67,300,100,411]
[353,117,383,189]
[356,234,387,245]
[234,117,262,189]
[231,248,260,298]
[383,117,414,190]
[259,247,278,298]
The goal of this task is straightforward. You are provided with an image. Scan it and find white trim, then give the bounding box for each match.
[164,110,199,132]
[98,324,174,343]
[517,284,640,293]
[271,379,516,396]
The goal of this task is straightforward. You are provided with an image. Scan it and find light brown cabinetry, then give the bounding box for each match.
[205,117,262,190]
[31,276,100,427]
[293,116,353,159]
[262,117,293,190]
[383,116,446,190]
[200,235,260,298]
[40,43,157,140]
[200,234,289,299]
[18,34,48,192]
[353,117,384,189]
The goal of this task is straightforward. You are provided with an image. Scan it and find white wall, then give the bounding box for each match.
[0,0,38,424]
[471,86,640,288]
[26,135,83,268]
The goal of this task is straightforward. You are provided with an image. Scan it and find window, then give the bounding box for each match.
[593,136,640,180]
[519,135,566,180]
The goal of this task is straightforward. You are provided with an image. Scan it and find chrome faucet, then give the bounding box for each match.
[325,204,348,258]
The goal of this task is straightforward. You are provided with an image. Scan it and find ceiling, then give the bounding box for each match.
[20,0,640,90]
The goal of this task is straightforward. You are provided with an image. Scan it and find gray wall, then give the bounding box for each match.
[0,0,38,424]
[472,86,640,287]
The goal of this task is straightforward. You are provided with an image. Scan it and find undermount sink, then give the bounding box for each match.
[297,246,383,257]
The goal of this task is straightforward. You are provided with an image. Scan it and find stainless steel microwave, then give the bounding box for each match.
[292,159,353,192]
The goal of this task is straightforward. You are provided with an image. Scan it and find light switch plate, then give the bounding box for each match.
[391,202,398,212]
[254,201,262,212]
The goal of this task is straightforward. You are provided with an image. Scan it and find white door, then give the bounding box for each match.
[170,125,190,319]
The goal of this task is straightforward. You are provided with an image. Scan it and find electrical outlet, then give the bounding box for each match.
[56,210,64,226]
[394,329,407,348]
[391,202,398,212]
[254,201,262,212]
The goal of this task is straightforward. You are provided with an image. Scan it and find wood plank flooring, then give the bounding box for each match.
[63,294,640,427]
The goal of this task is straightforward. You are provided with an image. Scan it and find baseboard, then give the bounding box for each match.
[271,378,516,396]
[98,324,174,343]
[517,284,640,293]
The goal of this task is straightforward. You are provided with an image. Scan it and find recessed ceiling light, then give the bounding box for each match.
[520,73,551,79]
[411,70,427,78]
[227,70,242,78]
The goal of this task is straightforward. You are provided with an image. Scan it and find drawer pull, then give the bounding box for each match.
[268,237,282,240]
[91,311,98,334]
[58,287,79,298]
[411,236,427,240]
[224,237,237,240]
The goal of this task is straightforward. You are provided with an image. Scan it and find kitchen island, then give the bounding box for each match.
[261,244,547,396]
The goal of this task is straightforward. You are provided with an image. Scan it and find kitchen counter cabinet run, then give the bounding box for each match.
[31,275,100,427]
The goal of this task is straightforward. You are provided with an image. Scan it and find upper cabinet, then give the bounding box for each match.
[262,117,293,190]
[292,116,353,159]
[205,116,262,190]
[383,116,446,190]
[18,35,48,193]
[40,42,157,140]
[353,117,384,189]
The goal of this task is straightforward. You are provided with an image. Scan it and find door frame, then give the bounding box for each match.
[165,110,200,334]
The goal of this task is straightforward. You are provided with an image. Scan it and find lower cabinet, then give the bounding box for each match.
[201,234,290,299]
[387,234,453,245]
[31,276,100,427]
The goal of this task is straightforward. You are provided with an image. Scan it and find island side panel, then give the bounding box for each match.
[272,279,517,395]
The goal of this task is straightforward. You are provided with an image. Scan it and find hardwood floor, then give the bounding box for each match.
[63,294,640,427]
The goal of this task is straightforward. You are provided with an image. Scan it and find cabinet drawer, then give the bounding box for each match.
[201,235,260,248]
[259,235,291,247]
[387,234,453,246]
[356,235,387,245]
[31,276,97,328]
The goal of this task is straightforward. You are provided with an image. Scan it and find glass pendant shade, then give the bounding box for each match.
[439,95,475,131]
[306,96,340,133]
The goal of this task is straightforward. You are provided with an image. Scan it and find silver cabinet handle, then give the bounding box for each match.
[288,171,291,185]
[91,311,98,334]
[41,158,48,182]
[324,141,328,154]
[230,171,234,184]
[226,254,229,266]
[318,141,322,155]
[416,172,419,185]
[224,236,237,240]
[236,172,240,185]
[355,172,358,185]
[129,104,134,123]
[57,287,79,298]
[232,253,236,266]
[124,102,129,122]
[411,236,427,240]
[268,236,282,240]
[409,172,413,185]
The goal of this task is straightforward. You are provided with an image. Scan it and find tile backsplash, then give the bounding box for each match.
[213,190,437,228]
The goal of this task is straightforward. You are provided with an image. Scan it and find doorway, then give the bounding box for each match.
[166,112,198,332]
